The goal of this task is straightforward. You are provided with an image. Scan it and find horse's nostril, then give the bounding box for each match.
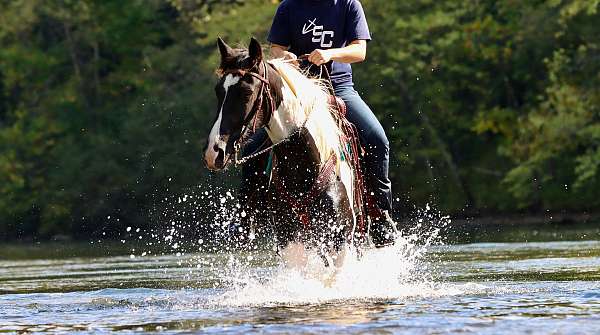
[215,148,225,168]
[213,144,220,152]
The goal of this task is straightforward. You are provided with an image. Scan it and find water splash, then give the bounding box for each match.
[120,184,469,305]
[213,207,458,306]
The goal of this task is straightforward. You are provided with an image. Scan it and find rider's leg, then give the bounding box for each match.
[334,84,397,247]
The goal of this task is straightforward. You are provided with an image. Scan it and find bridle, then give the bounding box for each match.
[220,61,278,166]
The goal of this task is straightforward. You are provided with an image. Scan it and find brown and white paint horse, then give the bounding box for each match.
[204,38,361,267]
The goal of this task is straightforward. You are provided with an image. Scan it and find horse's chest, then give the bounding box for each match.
[273,157,319,193]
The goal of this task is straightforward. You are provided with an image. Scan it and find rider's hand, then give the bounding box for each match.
[308,49,333,66]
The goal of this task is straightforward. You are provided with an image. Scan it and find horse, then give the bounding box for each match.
[203,37,367,267]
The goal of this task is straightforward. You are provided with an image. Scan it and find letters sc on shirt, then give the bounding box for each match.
[302,18,334,48]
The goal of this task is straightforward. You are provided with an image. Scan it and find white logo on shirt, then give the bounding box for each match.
[302,18,334,48]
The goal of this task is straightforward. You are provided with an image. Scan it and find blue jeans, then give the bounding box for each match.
[335,84,392,211]
[241,84,393,211]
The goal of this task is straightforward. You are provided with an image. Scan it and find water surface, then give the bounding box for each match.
[1,233,600,334]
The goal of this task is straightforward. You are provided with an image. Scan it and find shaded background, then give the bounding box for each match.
[1,0,598,241]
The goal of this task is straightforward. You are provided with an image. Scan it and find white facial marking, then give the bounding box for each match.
[204,74,241,169]
[223,74,241,91]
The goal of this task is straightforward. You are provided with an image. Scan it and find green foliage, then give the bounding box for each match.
[0,0,598,239]
[0,0,214,238]
[500,5,600,209]
[356,0,599,212]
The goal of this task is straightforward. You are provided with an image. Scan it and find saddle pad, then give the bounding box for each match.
[328,95,347,118]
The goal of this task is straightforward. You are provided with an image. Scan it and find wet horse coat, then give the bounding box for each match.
[204,38,363,264]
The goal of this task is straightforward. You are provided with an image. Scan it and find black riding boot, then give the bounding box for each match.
[362,167,397,247]
[369,209,398,248]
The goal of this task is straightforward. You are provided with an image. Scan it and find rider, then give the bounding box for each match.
[242,0,397,247]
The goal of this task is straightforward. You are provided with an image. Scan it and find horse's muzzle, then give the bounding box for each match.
[204,135,231,171]
[204,147,226,171]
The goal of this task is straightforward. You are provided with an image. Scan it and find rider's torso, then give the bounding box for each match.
[273,0,365,87]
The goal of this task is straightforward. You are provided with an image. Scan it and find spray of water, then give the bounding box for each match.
[218,243,441,306]
[210,200,458,305]
[117,186,480,305]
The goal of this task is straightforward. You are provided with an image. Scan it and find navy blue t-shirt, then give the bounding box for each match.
[267,0,371,87]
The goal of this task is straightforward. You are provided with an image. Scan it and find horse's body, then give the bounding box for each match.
[204,38,364,266]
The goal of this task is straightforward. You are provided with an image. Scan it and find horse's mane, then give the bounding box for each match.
[268,59,341,167]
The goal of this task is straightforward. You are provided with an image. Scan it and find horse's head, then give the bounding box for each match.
[204,37,271,171]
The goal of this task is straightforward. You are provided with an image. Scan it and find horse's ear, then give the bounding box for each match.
[249,37,263,63]
[217,37,233,60]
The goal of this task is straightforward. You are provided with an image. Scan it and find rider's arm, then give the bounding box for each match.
[268,2,295,61]
[307,40,367,66]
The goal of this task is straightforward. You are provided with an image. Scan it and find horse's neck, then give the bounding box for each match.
[266,80,322,189]
[265,64,336,168]
[265,83,307,143]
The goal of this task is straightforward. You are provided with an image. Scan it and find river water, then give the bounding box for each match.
[1,224,600,334]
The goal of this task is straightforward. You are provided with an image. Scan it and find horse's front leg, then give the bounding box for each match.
[331,180,355,269]
[236,144,271,246]
[311,178,357,288]
[280,242,309,269]
[309,178,354,266]
[272,203,309,269]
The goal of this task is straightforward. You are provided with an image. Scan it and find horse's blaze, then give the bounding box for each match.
[205,73,240,171]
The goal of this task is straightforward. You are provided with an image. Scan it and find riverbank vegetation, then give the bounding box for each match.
[1,0,598,239]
